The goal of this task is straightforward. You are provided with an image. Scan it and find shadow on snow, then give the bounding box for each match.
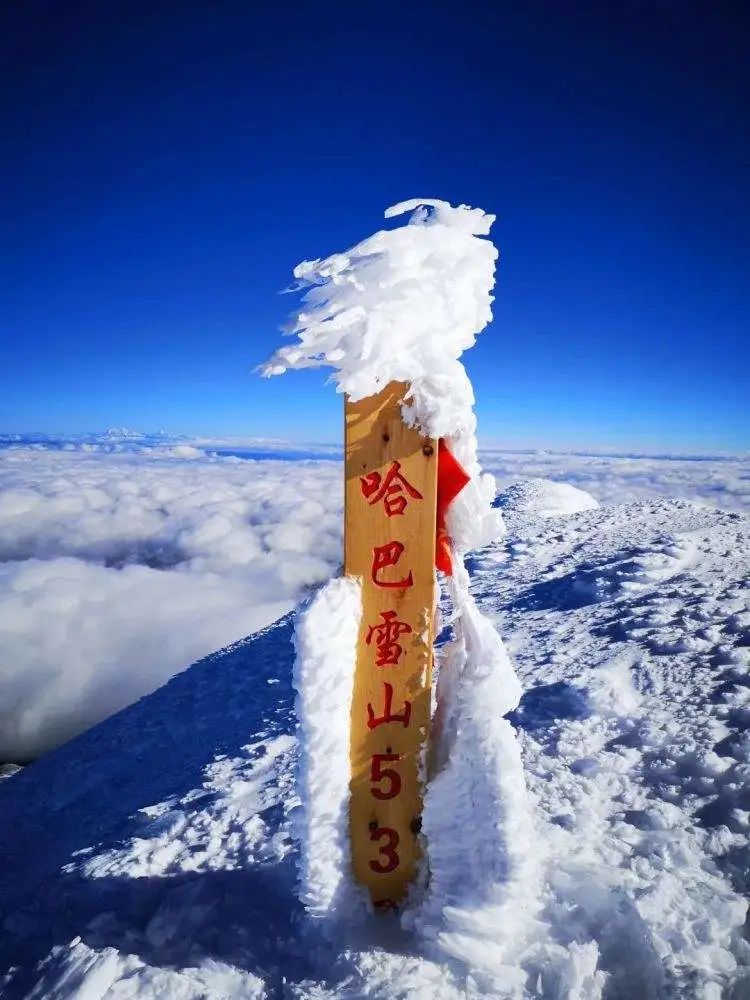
[0,614,303,994]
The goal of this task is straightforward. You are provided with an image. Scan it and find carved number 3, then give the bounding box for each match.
[369,827,399,873]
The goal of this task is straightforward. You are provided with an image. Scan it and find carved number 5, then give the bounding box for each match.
[369,827,399,873]
[370,753,402,800]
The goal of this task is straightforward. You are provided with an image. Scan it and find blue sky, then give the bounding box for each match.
[2,2,748,450]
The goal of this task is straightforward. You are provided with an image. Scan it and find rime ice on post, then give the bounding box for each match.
[264,200,531,953]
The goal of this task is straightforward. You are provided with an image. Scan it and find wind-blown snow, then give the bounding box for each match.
[262,198,501,553]
[261,198,495,443]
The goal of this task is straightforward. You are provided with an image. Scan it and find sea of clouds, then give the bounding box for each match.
[480,449,750,512]
[0,440,342,761]
[1,434,748,762]
[483,447,750,512]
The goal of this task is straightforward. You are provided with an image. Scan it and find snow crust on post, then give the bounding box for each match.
[293,576,364,920]
[266,199,534,974]
[410,561,539,978]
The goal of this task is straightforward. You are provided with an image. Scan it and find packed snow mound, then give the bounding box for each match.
[1,497,749,998]
[495,478,599,522]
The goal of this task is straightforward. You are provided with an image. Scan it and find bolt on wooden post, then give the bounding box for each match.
[345,381,437,908]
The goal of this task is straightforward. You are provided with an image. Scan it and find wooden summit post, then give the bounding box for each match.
[345,381,437,908]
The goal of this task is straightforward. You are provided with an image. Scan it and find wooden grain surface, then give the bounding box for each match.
[345,382,437,907]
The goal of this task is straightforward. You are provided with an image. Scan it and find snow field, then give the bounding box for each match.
[1,489,748,996]
[469,490,750,996]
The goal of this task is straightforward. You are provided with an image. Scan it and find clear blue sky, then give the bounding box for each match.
[2,2,748,450]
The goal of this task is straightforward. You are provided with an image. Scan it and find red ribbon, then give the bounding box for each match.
[435,439,470,575]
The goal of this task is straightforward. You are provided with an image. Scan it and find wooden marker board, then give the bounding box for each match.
[345,382,437,907]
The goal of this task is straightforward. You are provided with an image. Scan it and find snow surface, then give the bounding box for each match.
[2,491,749,997]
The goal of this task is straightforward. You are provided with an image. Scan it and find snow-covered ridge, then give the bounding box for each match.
[1,495,748,996]
[484,450,750,515]
[496,478,600,522]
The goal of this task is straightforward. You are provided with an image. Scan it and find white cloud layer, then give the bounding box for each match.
[0,447,342,761]
[1,438,748,763]
[481,449,750,512]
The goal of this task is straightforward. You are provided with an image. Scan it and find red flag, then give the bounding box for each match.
[435,439,470,575]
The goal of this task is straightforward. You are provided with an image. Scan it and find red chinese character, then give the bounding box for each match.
[367,682,412,730]
[371,541,413,589]
[360,461,423,517]
[366,611,412,666]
